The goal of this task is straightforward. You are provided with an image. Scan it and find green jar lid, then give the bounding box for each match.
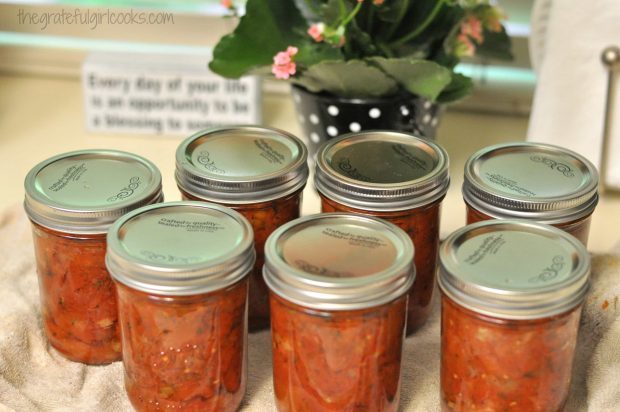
[263,213,415,310]
[315,131,450,211]
[463,142,599,223]
[175,126,308,203]
[24,149,163,234]
[438,220,590,320]
[106,201,255,296]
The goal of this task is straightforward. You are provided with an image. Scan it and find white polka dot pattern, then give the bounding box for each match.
[369,108,381,119]
[291,86,441,152]
[349,122,361,132]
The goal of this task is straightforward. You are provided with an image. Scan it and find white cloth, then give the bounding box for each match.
[527,0,620,189]
[0,204,619,411]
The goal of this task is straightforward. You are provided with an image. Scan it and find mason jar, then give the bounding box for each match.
[438,220,590,412]
[24,150,162,364]
[106,201,255,412]
[315,131,449,334]
[263,213,415,412]
[175,126,308,331]
[463,142,599,245]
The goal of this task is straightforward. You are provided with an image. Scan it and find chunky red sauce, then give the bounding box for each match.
[441,294,581,412]
[465,202,592,246]
[270,292,407,412]
[181,188,303,331]
[320,194,442,334]
[116,279,248,412]
[31,223,121,364]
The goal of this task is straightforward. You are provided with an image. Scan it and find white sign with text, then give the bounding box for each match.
[82,52,261,135]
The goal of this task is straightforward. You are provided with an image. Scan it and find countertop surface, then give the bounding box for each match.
[2,73,619,252]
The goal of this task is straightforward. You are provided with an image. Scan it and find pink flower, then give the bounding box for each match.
[308,23,325,42]
[461,16,483,43]
[272,63,296,79]
[221,0,233,9]
[273,51,291,66]
[271,46,298,80]
[373,0,385,4]
[455,33,475,57]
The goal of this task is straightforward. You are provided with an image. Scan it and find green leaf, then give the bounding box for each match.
[296,60,398,98]
[436,72,473,103]
[296,42,344,68]
[209,0,340,78]
[345,23,379,58]
[475,26,513,61]
[370,57,452,101]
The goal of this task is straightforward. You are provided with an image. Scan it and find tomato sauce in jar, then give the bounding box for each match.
[106,202,255,412]
[463,142,598,246]
[175,126,308,331]
[24,150,162,364]
[315,131,449,334]
[438,220,590,412]
[263,213,415,412]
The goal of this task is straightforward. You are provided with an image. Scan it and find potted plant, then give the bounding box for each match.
[209,0,512,149]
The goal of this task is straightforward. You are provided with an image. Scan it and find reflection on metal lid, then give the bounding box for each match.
[106,201,255,296]
[264,213,415,310]
[463,142,599,223]
[315,131,450,211]
[24,149,162,234]
[439,219,590,319]
[175,126,308,203]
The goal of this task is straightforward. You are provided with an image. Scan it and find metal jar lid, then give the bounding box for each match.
[315,131,450,211]
[24,149,163,234]
[463,142,599,224]
[438,220,590,320]
[263,213,415,311]
[106,201,255,296]
[175,126,309,203]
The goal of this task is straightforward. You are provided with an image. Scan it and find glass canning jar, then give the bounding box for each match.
[24,150,162,364]
[263,213,415,412]
[175,126,308,331]
[463,142,599,245]
[438,220,590,412]
[315,131,449,334]
[106,201,255,412]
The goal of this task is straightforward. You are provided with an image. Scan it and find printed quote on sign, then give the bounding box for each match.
[82,55,261,135]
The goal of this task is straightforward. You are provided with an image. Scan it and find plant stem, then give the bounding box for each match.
[366,4,375,34]
[341,1,363,27]
[391,0,445,46]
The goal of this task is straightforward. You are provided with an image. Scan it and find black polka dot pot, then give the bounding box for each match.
[291,84,442,157]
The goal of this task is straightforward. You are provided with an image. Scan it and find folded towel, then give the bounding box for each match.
[0,204,618,411]
[527,0,620,189]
